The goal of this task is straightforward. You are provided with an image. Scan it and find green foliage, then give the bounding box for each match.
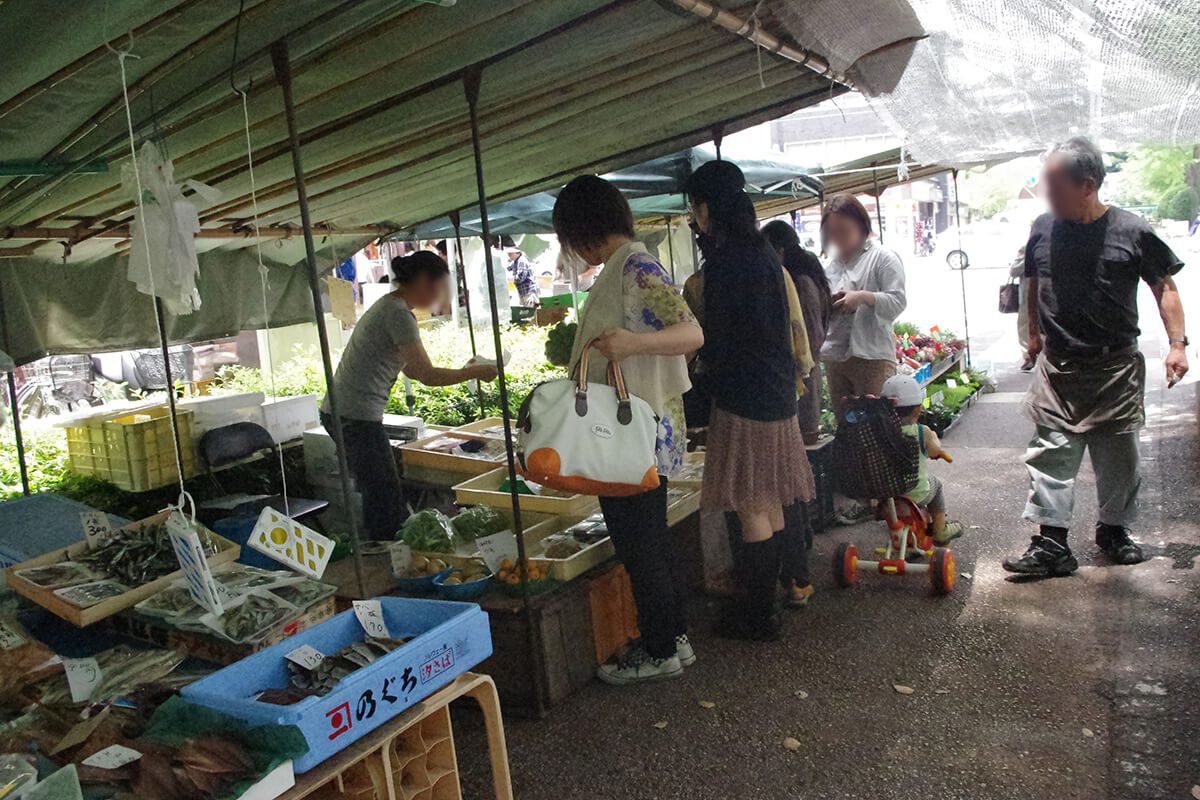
[0,427,70,500]
[544,321,577,367]
[1115,145,1197,211]
[1159,186,1199,221]
[893,321,922,338]
[214,344,328,398]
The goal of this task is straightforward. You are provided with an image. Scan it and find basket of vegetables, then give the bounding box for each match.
[393,554,452,593]
[433,561,494,601]
[495,559,555,596]
[396,509,455,554]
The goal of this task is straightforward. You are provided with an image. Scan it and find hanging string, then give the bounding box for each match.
[746,0,768,89]
[110,38,193,513]
[897,139,911,183]
[238,88,291,516]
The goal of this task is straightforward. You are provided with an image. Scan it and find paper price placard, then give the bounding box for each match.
[353,600,390,639]
[80,511,111,549]
[63,657,103,703]
[83,744,142,770]
[249,507,334,578]
[285,644,326,671]
[389,542,412,577]
[167,511,224,616]
[476,530,518,573]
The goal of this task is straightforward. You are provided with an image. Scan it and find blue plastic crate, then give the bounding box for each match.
[0,494,127,568]
[181,597,491,772]
[914,362,933,386]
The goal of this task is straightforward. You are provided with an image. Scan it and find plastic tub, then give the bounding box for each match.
[394,568,452,594]
[433,570,493,601]
[181,597,491,773]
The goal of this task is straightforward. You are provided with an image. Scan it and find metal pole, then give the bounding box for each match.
[871,167,884,244]
[464,65,546,716]
[665,215,676,282]
[270,40,367,597]
[5,373,29,495]
[952,169,971,366]
[449,211,486,417]
[153,298,188,478]
[0,282,29,496]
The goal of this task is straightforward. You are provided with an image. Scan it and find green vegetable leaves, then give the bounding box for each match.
[398,509,455,553]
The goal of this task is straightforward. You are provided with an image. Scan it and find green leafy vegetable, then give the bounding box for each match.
[451,506,508,543]
[398,509,455,553]
[544,321,577,367]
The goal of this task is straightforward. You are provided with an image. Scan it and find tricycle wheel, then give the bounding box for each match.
[833,542,858,588]
[930,547,955,595]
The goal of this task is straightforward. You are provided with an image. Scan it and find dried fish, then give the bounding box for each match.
[77,522,179,586]
[15,561,100,589]
[269,579,335,608]
[278,636,411,700]
[136,585,202,619]
[218,593,296,643]
[54,579,129,607]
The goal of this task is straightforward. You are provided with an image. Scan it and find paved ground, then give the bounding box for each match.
[453,241,1200,800]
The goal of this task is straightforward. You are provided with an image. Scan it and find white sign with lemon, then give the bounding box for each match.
[248,507,334,578]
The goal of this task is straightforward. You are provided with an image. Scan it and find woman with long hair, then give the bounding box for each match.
[687,160,815,640]
[553,175,704,685]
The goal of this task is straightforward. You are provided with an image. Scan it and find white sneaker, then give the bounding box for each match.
[675,634,697,667]
[597,643,683,686]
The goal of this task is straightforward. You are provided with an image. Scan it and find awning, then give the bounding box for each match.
[396,143,822,237]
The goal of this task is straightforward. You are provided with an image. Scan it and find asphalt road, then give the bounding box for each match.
[452,238,1200,800]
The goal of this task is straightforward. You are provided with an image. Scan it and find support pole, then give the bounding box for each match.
[872,167,884,245]
[0,283,29,496]
[270,40,367,597]
[153,298,188,478]
[665,215,676,282]
[464,65,546,716]
[952,169,971,366]
[449,210,486,418]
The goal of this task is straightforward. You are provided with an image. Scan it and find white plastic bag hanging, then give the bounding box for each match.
[123,141,202,315]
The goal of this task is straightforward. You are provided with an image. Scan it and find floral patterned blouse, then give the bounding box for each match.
[619,250,697,477]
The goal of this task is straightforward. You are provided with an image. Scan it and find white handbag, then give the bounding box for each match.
[517,342,660,497]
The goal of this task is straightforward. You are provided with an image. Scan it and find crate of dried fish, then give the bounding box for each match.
[201,590,301,645]
[4,510,239,627]
[182,597,492,772]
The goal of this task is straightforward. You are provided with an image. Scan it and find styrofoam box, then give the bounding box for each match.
[303,426,340,479]
[261,395,320,443]
[180,392,266,434]
[181,598,492,773]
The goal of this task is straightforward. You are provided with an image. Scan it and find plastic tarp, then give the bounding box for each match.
[770,0,1200,164]
[397,144,821,237]
[0,245,340,367]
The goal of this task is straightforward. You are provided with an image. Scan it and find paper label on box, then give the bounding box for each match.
[285,644,326,671]
[248,507,334,578]
[476,530,518,573]
[353,600,390,639]
[83,744,142,769]
[0,620,26,650]
[80,511,111,549]
[63,657,103,703]
[389,542,412,577]
[167,511,224,616]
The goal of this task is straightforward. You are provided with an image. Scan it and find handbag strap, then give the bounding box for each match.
[572,339,634,424]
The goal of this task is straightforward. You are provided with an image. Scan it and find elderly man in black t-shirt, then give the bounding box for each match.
[1004,137,1189,577]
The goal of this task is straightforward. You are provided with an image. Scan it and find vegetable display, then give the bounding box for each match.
[451,506,509,543]
[544,321,577,367]
[398,509,455,553]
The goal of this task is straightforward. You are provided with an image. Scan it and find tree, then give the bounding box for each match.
[1159,186,1199,221]
[1118,145,1196,211]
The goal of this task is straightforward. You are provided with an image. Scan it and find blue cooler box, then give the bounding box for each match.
[181,597,491,772]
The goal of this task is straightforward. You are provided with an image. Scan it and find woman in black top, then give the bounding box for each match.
[687,160,814,640]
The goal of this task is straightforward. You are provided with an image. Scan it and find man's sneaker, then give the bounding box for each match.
[933,521,964,546]
[1095,523,1145,565]
[1002,535,1078,576]
[597,643,683,686]
[675,634,696,667]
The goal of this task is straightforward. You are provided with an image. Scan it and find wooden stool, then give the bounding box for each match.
[281,672,512,800]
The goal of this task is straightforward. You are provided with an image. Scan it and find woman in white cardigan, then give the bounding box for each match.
[553,175,704,686]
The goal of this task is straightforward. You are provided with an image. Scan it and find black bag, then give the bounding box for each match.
[831,396,919,500]
[998,279,1020,314]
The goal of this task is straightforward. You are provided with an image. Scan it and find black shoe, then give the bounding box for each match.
[1095,523,1145,565]
[716,606,782,641]
[1002,535,1078,576]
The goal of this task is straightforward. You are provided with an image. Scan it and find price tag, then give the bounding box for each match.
[0,620,26,651]
[946,378,958,389]
[389,542,412,577]
[476,530,518,573]
[63,657,103,703]
[166,511,224,616]
[82,744,142,769]
[285,644,326,671]
[80,511,111,549]
[352,600,390,639]
[930,390,945,406]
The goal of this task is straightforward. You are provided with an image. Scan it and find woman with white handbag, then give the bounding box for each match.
[550,176,704,686]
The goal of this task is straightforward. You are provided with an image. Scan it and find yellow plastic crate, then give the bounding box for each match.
[64,407,196,492]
